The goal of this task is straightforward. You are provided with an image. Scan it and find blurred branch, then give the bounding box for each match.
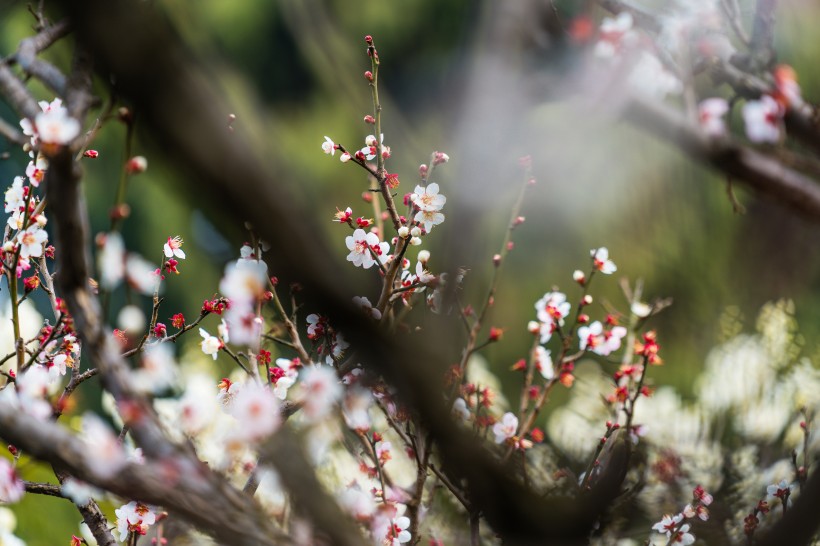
[623,98,820,222]
[11,19,71,96]
[0,400,290,546]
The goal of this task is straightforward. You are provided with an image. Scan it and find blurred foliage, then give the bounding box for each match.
[1,0,819,544]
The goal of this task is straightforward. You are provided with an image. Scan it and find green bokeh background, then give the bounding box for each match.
[1,0,819,543]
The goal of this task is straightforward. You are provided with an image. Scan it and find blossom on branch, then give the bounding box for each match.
[345,228,389,269]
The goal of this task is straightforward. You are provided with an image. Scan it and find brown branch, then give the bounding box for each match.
[623,98,820,222]
[0,400,289,546]
[13,20,72,96]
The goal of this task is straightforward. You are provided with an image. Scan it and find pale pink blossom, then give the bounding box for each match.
[98,233,126,290]
[345,228,389,269]
[492,412,518,444]
[163,236,186,259]
[227,383,281,442]
[0,458,24,503]
[413,209,445,233]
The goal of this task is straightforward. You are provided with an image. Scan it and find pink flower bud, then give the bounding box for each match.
[364,71,374,82]
[364,115,375,124]
[419,164,428,177]
[126,156,147,174]
[83,149,99,158]
[364,35,373,45]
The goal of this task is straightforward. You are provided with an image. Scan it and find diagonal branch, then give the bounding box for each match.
[623,98,820,221]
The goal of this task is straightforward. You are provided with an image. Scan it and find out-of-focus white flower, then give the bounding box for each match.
[322,136,336,156]
[61,478,101,506]
[594,12,635,58]
[125,253,160,296]
[452,397,470,421]
[15,365,52,419]
[0,459,24,503]
[132,343,177,394]
[628,51,682,99]
[591,247,617,274]
[743,95,782,143]
[199,328,222,360]
[300,365,343,422]
[33,106,81,146]
[534,346,554,380]
[631,301,652,318]
[343,388,372,432]
[698,98,729,137]
[226,383,281,443]
[117,304,146,333]
[0,507,24,546]
[179,374,217,434]
[98,233,125,290]
[81,413,126,479]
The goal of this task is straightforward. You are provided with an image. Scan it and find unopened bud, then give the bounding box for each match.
[398,226,410,238]
[527,320,540,334]
[582,295,593,305]
[418,250,430,263]
[410,226,421,238]
[419,164,428,177]
[364,71,374,82]
[109,203,131,220]
[433,152,449,165]
[126,156,147,174]
[361,191,373,203]
[364,115,375,124]
[410,237,422,246]
[578,313,589,324]
[493,254,502,266]
[573,270,585,285]
[83,149,99,158]
[118,107,133,124]
[364,35,373,45]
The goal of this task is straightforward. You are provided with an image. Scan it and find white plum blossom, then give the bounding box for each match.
[578,321,627,356]
[591,247,617,274]
[179,375,218,434]
[163,236,186,259]
[272,374,295,400]
[652,513,683,537]
[414,209,445,233]
[743,95,783,143]
[387,516,412,545]
[115,501,156,541]
[535,291,571,344]
[322,136,336,156]
[16,225,48,259]
[339,485,376,521]
[698,98,729,137]
[410,183,446,212]
[493,412,518,444]
[360,133,384,160]
[345,228,389,269]
[25,156,48,187]
[0,458,24,503]
[534,346,554,380]
[199,328,222,360]
[15,365,52,419]
[300,365,343,422]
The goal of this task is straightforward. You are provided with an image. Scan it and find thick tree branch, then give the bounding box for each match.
[0,401,290,546]
[623,98,820,221]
